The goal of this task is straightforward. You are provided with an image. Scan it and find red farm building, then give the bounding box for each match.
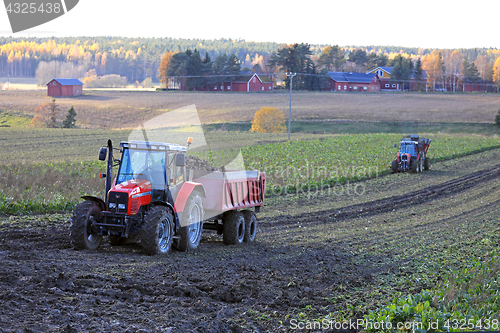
[181,73,274,92]
[327,72,381,92]
[46,79,83,97]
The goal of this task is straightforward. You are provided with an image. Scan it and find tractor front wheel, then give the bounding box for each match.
[141,205,174,255]
[391,160,398,173]
[69,200,103,250]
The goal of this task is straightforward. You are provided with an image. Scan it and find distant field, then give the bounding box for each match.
[0,90,499,129]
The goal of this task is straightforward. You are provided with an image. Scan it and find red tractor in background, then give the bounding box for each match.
[69,139,266,255]
[391,135,431,173]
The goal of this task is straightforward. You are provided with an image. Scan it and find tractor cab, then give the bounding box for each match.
[399,140,418,157]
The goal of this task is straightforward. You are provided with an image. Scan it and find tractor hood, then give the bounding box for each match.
[107,179,152,215]
[113,178,151,195]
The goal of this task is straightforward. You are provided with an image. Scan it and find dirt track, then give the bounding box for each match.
[1,149,500,332]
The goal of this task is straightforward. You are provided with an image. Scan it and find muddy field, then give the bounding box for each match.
[1,149,500,332]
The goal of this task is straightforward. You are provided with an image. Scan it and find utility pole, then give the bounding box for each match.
[286,72,296,140]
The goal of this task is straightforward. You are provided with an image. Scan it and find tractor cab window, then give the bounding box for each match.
[117,149,166,188]
[400,143,415,155]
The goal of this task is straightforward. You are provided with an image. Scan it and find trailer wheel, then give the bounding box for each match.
[242,210,257,242]
[141,205,174,255]
[391,160,398,173]
[174,191,204,251]
[69,200,103,250]
[424,157,430,170]
[222,211,245,245]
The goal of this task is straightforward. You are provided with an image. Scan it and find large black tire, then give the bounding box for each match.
[424,157,430,170]
[222,211,245,245]
[174,191,204,252]
[411,159,418,173]
[69,200,103,250]
[242,210,257,243]
[391,160,398,173]
[140,205,174,255]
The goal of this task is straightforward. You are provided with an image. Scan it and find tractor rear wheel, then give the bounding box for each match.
[242,210,257,242]
[424,157,430,170]
[174,191,204,252]
[391,160,398,173]
[140,205,174,255]
[69,200,103,250]
[222,211,245,245]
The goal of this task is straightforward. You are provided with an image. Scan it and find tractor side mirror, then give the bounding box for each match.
[175,153,185,167]
[98,147,107,161]
[394,143,397,148]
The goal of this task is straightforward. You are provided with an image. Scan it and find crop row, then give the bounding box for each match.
[2,133,500,215]
[195,133,500,194]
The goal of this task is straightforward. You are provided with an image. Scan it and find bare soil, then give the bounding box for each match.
[1,149,500,332]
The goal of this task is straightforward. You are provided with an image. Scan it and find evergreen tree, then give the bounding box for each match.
[414,58,425,91]
[63,106,77,128]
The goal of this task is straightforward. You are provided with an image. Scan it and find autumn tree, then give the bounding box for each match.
[474,55,492,82]
[493,57,500,92]
[250,107,286,133]
[423,50,445,91]
[158,51,173,88]
[30,99,59,128]
[443,50,463,92]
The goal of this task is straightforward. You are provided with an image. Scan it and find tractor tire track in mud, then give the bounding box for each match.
[263,163,500,228]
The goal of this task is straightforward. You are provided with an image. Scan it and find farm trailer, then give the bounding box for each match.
[70,139,266,255]
[391,134,431,173]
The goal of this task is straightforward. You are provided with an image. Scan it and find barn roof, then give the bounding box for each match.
[327,72,377,83]
[47,78,84,86]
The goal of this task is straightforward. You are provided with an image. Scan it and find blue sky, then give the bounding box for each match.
[0,0,498,49]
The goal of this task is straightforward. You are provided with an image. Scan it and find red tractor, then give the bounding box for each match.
[70,139,266,255]
[391,135,431,173]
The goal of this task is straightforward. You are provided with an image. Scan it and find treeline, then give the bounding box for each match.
[1,36,499,90]
[0,37,280,82]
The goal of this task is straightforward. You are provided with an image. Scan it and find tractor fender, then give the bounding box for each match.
[81,195,105,211]
[173,182,206,214]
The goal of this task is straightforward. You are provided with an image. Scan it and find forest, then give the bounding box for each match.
[1,36,499,91]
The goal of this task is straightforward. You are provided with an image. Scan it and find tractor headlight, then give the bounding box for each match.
[118,204,126,210]
[109,203,116,209]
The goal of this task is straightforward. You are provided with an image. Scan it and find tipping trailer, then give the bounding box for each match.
[391,134,431,173]
[69,139,266,255]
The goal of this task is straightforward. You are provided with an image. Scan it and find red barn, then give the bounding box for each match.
[327,72,381,92]
[46,79,83,97]
[185,73,274,92]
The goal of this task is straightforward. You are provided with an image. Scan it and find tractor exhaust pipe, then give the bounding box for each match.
[104,139,113,207]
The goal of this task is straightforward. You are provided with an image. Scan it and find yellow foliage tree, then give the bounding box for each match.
[250,107,286,133]
[492,57,500,91]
